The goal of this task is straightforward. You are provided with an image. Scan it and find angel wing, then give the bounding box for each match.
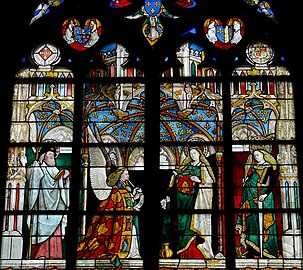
[30,3,50,25]
[87,125,112,200]
[125,6,145,19]
[30,0,64,25]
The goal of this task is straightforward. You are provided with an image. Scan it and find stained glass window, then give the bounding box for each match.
[231,41,301,269]
[0,1,301,270]
[77,42,145,269]
[158,41,225,269]
[3,43,74,268]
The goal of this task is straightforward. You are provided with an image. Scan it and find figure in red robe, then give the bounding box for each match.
[77,167,143,269]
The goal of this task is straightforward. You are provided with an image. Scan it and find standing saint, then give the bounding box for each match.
[26,145,70,259]
[235,149,280,258]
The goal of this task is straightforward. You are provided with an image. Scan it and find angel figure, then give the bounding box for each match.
[125,0,179,46]
[77,166,144,270]
[30,0,64,25]
[244,0,275,20]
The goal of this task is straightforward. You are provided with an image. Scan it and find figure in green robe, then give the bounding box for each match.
[235,149,279,258]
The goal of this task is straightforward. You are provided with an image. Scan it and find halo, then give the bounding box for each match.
[249,135,272,153]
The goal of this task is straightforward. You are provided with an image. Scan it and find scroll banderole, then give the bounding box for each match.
[128,180,144,209]
[127,179,135,188]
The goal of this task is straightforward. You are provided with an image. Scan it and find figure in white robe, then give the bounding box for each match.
[26,145,70,259]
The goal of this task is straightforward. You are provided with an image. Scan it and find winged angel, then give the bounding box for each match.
[30,0,64,25]
[125,0,180,45]
[77,125,144,270]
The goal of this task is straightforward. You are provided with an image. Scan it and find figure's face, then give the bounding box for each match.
[253,150,264,163]
[189,148,200,161]
[44,151,56,166]
[120,169,129,181]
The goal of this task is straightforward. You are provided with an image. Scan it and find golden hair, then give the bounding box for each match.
[179,146,216,183]
[106,167,127,187]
